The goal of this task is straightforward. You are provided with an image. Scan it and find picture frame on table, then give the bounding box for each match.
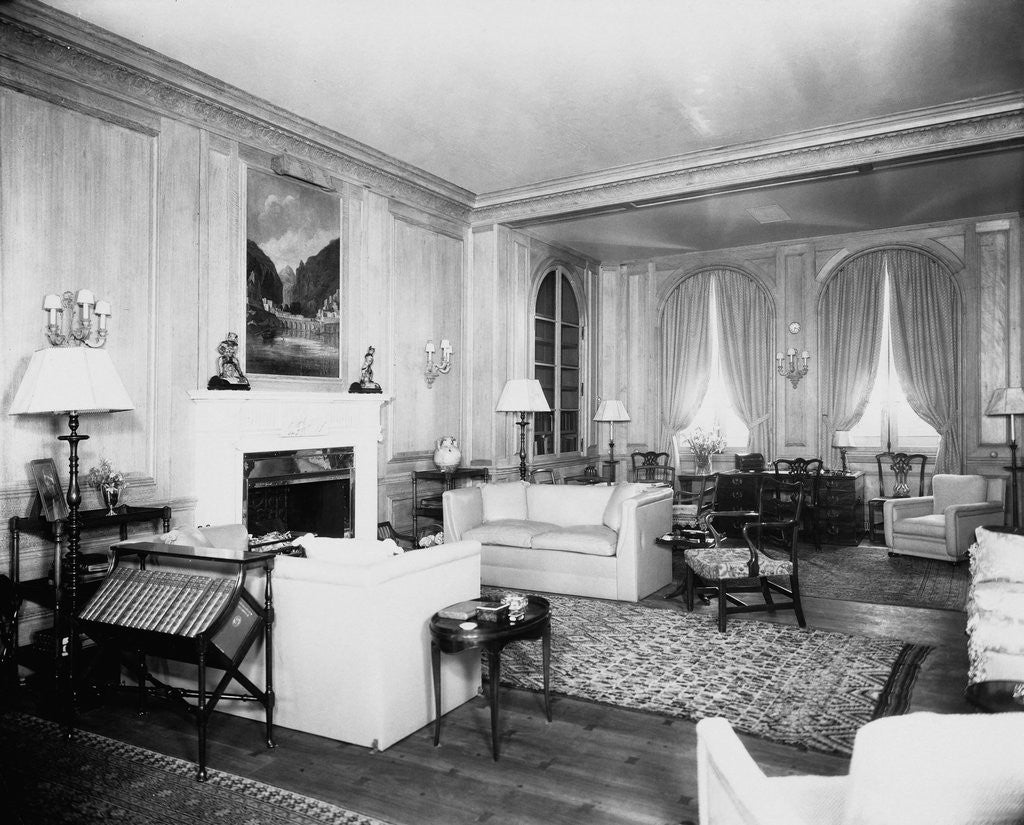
[29,458,69,523]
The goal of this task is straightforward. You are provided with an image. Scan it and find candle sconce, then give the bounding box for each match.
[43,290,112,348]
[776,347,810,389]
[424,338,453,388]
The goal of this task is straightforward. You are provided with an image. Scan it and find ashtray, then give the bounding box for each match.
[475,603,509,623]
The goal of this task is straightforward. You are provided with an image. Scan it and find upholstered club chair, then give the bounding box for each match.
[884,473,1005,562]
[696,713,1024,825]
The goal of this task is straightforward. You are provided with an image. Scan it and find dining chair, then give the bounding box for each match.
[684,476,805,632]
[868,451,928,543]
[631,451,674,485]
[772,457,823,549]
[530,468,557,484]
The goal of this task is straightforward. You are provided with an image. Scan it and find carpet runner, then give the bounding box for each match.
[487,591,930,756]
[0,712,390,825]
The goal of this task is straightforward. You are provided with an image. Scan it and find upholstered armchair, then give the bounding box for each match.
[696,713,1024,825]
[884,473,1005,562]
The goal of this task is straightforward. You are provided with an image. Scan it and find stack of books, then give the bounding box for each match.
[79,567,235,637]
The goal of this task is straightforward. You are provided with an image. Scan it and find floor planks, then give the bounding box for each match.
[22,583,972,825]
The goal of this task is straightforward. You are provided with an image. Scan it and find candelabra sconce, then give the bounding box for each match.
[424,338,452,388]
[776,348,810,389]
[43,290,111,348]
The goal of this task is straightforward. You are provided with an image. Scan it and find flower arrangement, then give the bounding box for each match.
[685,427,725,472]
[86,458,127,493]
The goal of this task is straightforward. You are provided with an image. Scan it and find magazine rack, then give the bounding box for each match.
[78,540,278,781]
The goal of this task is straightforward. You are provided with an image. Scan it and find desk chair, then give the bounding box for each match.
[772,457,823,549]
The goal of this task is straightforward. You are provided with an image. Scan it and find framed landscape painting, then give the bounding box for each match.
[245,168,341,378]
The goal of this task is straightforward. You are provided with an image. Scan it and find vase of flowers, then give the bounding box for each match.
[686,427,725,474]
[86,458,127,516]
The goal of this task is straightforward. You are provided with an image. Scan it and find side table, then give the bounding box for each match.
[965,680,1024,713]
[430,595,551,760]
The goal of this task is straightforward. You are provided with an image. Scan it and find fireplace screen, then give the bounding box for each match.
[243,447,353,538]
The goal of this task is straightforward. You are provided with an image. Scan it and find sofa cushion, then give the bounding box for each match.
[932,474,988,514]
[893,514,946,538]
[603,483,646,531]
[464,519,557,549]
[968,580,1024,620]
[968,647,1024,685]
[971,528,1024,583]
[531,525,618,556]
[157,526,214,547]
[481,481,529,522]
[296,535,402,563]
[527,484,613,527]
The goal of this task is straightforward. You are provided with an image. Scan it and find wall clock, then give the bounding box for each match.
[788,321,801,334]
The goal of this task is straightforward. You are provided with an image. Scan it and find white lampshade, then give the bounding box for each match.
[832,430,855,448]
[9,347,134,415]
[594,399,630,423]
[495,379,550,413]
[985,387,1024,416]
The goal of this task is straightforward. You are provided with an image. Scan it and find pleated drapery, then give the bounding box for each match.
[887,248,962,472]
[660,275,713,458]
[820,253,886,458]
[714,270,773,456]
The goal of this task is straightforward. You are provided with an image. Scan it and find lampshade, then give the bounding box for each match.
[9,347,134,415]
[832,430,855,448]
[594,399,630,423]
[985,387,1024,416]
[495,379,550,413]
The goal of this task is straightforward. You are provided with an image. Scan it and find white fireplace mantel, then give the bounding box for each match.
[187,390,390,537]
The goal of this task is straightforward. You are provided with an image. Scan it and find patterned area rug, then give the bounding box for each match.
[671,542,970,611]
[486,591,930,756]
[0,712,390,825]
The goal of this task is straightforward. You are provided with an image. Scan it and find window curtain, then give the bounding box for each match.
[820,253,886,458]
[714,269,773,456]
[887,248,962,472]
[660,274,714,460]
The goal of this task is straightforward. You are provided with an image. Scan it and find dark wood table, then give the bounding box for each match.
[965,680,1024,712]
[430,595,551,760]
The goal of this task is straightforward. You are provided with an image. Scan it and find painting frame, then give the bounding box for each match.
[244,166,342,380]
[29,458,69,523]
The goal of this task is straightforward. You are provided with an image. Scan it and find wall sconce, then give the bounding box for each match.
[776,348,809,389]
[424,338,452,388]
[43,290,112,349]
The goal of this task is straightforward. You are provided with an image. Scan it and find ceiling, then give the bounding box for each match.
[40,0,1024,263]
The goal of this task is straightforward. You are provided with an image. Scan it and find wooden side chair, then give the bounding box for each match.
[630,451,674,485]
[530,468,557,484]
[869,451,928,543]
[377,520,417,549]
[673,473,720,535]
[772,457,823,549]
[684,477,806,632]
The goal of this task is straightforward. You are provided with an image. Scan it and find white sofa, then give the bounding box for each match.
[884,473,1005,562]
[115,525,482,751]
[443,480,673,601]
[966,526,1024,691]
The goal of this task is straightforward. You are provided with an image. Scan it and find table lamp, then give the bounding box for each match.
[594,400,630,481]
[496,379,551,481]
[832,430,855,474]
[985,386,1024,530]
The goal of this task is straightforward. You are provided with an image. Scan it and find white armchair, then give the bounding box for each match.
[884,473,1004,562]
[696,713,1024,825]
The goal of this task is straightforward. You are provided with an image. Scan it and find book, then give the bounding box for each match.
[437,600,482,621]
[165,576,220,636]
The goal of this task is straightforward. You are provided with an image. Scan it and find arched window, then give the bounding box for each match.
[533,267,582,456]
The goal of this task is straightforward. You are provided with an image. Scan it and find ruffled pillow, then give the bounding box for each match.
[970,527,1024,583]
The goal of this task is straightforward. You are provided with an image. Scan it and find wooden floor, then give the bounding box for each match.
[20,582,972,825]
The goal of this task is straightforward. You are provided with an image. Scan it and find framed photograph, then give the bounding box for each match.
[245,167,341,378]
[29,458,69,523]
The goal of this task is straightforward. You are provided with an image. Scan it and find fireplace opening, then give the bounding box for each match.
[243,447,353,538]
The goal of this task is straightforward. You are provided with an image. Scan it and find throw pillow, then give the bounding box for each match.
[971,527,1024,583]
[157,526,214,547]
[480,481,529,522]
[602,483,646,531]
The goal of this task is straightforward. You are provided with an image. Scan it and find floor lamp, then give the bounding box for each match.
[9,304,134,721]
[496,379,551,481]
[985,386,1024,531]
[594,400,630,482]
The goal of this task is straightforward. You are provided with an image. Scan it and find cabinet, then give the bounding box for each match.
[412,469,489,537]
[7,505,172,700]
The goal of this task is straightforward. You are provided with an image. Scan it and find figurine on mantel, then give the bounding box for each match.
[349,344,382,394]
[208,332,250,391]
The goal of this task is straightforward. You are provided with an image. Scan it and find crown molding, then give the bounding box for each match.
[0,4,474,224]
[472,94,1024,226]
